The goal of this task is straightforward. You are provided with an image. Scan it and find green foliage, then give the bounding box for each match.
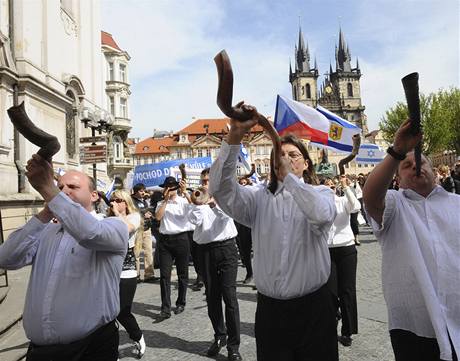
[379,88,460,155]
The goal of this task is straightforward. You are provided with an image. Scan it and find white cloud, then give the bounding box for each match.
[102,0,459,139]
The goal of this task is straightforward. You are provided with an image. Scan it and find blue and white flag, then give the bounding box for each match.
[311,105,362,153]
[133,157,212,188]
[356,143,386,164]
[105,179,116,198]
[238,143,251,172]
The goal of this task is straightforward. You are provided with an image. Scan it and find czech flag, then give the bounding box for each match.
[274,95,329,144]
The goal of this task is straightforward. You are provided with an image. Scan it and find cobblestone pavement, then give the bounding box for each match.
[119,226,394,361]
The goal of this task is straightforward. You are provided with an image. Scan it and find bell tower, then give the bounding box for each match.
[289,27,319,107]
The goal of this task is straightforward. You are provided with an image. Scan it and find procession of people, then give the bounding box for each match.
[1,98,459,361]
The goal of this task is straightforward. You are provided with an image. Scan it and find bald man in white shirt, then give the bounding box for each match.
[364,119,459,361]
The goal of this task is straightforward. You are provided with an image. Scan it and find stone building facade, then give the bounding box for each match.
[134,118,274,177]
[0,1,130,239]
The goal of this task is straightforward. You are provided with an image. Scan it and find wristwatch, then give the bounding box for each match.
[387,146,406,161]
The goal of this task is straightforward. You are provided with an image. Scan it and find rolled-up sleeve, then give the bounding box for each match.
[48,193,128,254]
[283,174,336,227]
[209,141,257,228]
[0,216,46,269]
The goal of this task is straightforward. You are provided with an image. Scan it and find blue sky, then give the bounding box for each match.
[101,0,459,139]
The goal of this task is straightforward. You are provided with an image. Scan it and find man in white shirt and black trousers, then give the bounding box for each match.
[188,168,242,361]
[155,176,194,319]
[364,119,459,361]
[209,103,338,361]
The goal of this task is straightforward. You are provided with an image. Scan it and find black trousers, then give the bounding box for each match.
[350,212,360,236]
[26,320,118,361]
[235,223,253,278]
[158,232,190,313]
[390,329,458,361]
[199,238,240,352]
[117,277,142,342]
[255,284,338,361]
[327,245,358,337]
[188,231,203,283]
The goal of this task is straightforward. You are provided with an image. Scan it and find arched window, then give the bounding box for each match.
[347,83,353,97]
[293,86,297,100]
[306,84,311,99]
[256,163,262,174]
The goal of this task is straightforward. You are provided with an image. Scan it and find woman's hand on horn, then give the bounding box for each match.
[227,101,259,145]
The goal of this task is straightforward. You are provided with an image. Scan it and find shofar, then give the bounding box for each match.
[214,50,281,171]
[338,134,361,175]
[8,102,61,162]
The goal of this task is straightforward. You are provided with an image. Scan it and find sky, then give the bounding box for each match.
[101,0,459,139]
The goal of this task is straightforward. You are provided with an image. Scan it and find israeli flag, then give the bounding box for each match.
[238,143,251,172]
[356,143,386,164]
[105,179,116,198]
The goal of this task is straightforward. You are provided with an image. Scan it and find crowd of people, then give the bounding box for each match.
[0,111,458,361]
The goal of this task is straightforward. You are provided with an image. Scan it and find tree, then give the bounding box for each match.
[379,88,460,155]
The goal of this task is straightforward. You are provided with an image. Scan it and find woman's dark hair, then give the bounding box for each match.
[268,133,319,194]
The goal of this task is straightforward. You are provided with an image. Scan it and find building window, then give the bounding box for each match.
[119,64,126,83]
[347,83,353,97]
[120,98,127,118]
[206,148,211,157]
[113,136,122,159]
[256,163,262,174]
[301,86,305,95]
[108,62,114,81]
[293,86,297,100]
[109,96,115,116]
[306,84,311,98]
[264,163,270,174]
[197,149,203,157]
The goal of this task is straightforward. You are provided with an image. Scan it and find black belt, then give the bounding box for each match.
[27,319,117,360]
[200,237,236,248]
[160,231,189,240]
[257,284,328,306]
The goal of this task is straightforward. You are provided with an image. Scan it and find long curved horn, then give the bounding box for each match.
[401,72,422,176]
[214,50,281,173]
[338,134,361,175]
[7,102,61,162]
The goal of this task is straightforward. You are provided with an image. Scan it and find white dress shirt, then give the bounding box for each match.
[209,141,336,300]
[0,192,128,345]
[188,205,238,244]
[328,187,361,248]
[156,195,195,234]
[367,186,460,360]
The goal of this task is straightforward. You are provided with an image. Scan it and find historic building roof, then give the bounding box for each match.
[177,118,264,134]
[101,31,125,53]
[135,136,176,155]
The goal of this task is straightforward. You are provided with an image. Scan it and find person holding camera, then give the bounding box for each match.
[155,176,194,319]
[131,183,156,283]
[108,189,146,359]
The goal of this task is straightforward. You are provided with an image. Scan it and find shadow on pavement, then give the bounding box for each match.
[118,329,228,359]
[236,291,257,303]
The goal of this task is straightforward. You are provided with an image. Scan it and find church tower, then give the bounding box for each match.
[318,29,367,131]
[289,27,319,107]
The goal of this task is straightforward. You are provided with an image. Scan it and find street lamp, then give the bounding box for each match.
[79,107,112,183]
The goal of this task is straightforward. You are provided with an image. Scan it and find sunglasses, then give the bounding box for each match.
[110,198,125,203]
